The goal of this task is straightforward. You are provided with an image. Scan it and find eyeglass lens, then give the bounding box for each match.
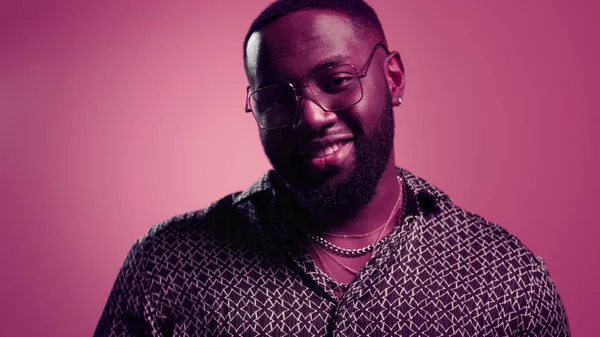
[249,65,363,128]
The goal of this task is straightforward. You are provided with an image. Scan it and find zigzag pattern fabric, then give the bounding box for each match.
[95,167,570,336]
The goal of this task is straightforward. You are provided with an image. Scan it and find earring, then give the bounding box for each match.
[398,97,403,105]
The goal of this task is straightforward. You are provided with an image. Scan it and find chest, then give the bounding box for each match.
[154,245,520,337]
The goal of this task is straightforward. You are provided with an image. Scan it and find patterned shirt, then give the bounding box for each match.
[95,167,570,336]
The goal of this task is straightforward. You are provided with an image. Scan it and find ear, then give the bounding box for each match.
[384,51,405,106]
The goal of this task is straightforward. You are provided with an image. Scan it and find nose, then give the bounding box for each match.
[293,93,338,132]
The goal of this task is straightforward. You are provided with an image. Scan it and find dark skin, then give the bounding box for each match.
[246,9,406,286]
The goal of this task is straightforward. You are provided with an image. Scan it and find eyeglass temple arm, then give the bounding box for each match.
[358,41,390,78]
[245,86,252,112]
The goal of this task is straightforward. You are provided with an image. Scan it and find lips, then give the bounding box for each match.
[305,140,350,158]
[298,136,354,171]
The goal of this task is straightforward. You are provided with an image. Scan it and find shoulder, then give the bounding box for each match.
[431,200,543,273]
[400,167,541,270]
[130,191,264,263]
[400,166,552,296]
[142,192,238,243]
[137,171,277,247]
[435,207,570,334]
[447,203,531,251]
[408,179,571,331]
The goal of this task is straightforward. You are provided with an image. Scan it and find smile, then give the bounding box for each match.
[307,140,350,158]
[301,140,354,171]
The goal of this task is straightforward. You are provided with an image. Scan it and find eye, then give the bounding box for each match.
[319,73,357,93]
[331,76,351,86]
[252,85,295,112]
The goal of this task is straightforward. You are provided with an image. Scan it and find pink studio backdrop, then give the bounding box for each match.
[1,1,598,336]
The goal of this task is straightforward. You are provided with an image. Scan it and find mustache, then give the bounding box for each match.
[296,127,358,144]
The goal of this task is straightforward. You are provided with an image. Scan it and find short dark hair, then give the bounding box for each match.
[243,0,386,71]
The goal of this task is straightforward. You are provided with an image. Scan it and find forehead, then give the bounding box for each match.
[246,9,369,87]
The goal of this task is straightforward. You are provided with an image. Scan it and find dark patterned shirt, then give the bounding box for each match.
[95,167,570,336]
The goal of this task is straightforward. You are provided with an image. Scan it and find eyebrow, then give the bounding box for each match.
[257,55,352,89]
[305,55,350,76]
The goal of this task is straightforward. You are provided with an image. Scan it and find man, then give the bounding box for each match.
[95,0,570,336]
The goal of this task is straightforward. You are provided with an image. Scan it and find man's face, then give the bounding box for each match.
[245,9,396,218]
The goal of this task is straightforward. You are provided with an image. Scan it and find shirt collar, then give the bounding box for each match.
[232,170,278,205]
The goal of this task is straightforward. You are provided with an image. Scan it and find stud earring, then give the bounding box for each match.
[398,97,403,105]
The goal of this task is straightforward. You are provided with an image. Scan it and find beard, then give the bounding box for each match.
[270,90,395,221]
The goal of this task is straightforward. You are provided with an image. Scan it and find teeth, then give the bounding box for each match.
[311,141,346,158]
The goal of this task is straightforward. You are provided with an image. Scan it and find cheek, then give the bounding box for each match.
[345,89,389,133]
[362,73,391,101]
[260,130,293,160]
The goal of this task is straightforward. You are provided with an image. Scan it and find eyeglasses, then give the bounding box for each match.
[245,41,390,130]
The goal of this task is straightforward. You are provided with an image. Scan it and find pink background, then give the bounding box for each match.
[1,1,598,336]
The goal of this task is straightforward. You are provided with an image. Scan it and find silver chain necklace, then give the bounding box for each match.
[308,177,406,258]
[321,218,389,238]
